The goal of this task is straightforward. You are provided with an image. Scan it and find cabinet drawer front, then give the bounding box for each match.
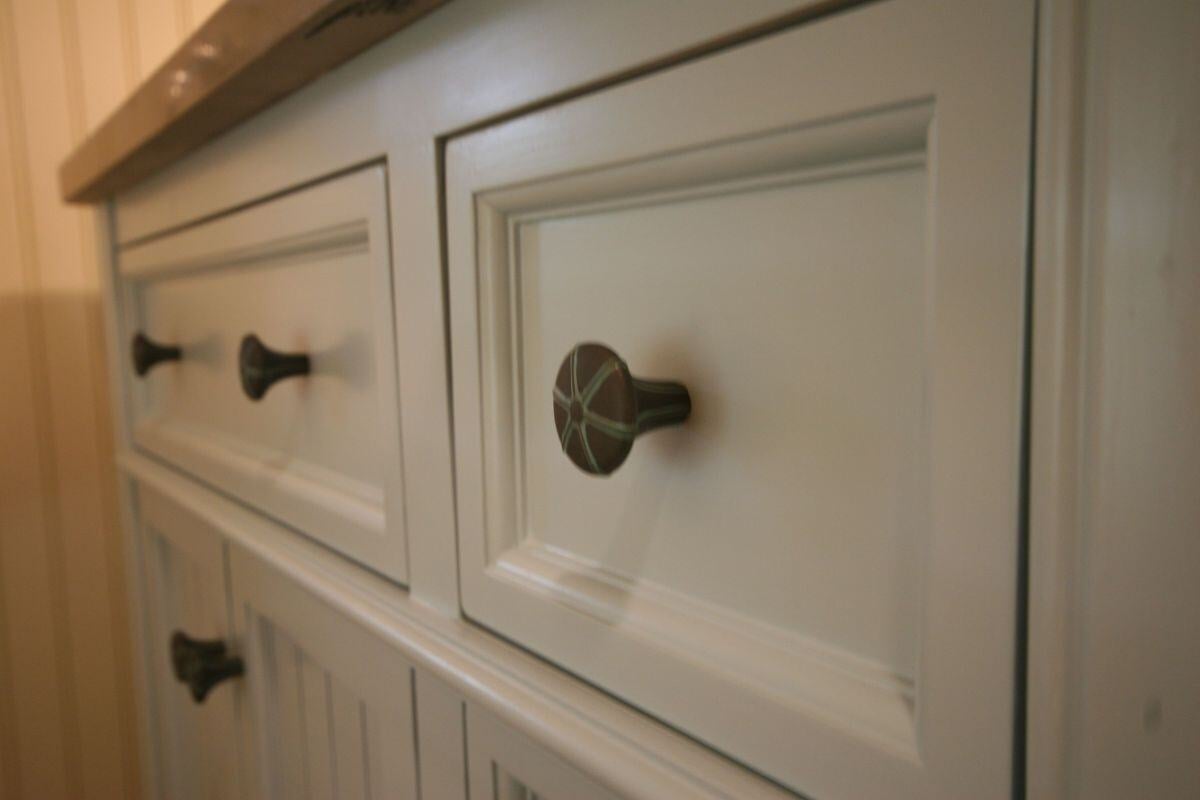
[446,0,1033,797]
[120,166,408,581]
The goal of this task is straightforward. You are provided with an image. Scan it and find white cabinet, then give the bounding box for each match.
[97,0,1185,798]
[95,0,1200,797]
[445,0,1033,796]
[137,482,247,800]
[230,542,419,800]
[119,166,409,583]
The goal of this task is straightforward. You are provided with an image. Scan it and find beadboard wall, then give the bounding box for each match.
[0,0,219,797]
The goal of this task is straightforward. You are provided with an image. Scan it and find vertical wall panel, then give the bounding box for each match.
[132,0,183,81]
[0,0,208,796]
[74,0,138,131]
[0,2,78,796]
[187,0,225,30]
[8,0,129,794]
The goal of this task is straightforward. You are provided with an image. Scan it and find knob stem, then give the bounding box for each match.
[131,332,181,376]
[239,334,310,400]
[170,631,244,704]
[631,377,692,434]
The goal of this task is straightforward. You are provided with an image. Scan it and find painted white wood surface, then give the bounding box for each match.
[1027,1,1200,798]
[119,166,409,583]
[466,703,620,800]
[137,483,245,800]
[447,0,1033,797]
[230,540,419,800]
[109,0,845,616]
[1070,0,1200,796]
[122,451,796,800]
[1026,0,1086,797]
[414,670,468,800]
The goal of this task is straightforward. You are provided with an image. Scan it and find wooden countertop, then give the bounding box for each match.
[59,0,447,203]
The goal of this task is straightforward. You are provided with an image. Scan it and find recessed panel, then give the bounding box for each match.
[138,244,383,497]
[121,167,409,582]
[518,156,927,679]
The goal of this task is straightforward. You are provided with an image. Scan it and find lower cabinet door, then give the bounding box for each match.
[466,704,620,800]
[229,542,419,800]
[138,483,246,800]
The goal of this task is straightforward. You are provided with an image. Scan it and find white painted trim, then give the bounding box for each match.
[96,204,162,800]
[1026,0,1086,797]
[118,450,794,800]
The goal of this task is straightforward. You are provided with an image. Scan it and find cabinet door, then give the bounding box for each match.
[467,704,620,800]
[138,483,245,800]
[446,0,1034,797]
[230,543,419,800]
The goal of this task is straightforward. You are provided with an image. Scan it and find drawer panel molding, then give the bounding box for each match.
[447,0,1034,796]
[119,166,410,582]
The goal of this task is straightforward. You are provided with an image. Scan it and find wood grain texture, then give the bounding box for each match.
[59,0,449,203]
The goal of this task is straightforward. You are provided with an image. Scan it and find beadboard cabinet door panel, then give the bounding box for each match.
[118,165,410,583]
[230,541,419,800]
[137,483,246,800]
[446,0,1034,797]
[466,703,622,800]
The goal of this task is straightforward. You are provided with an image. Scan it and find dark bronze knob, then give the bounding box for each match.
[238,334,310,401]
[553,342,691,476]
[169,631,244,704]
[131,332,181,376]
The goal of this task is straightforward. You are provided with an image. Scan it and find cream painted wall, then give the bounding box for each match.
[0,0,222,798]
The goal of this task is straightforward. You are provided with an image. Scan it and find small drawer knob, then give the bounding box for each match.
[238,334,310,401]
[131,332,181,376]
[169,631,243,704]
[553,342,691,476]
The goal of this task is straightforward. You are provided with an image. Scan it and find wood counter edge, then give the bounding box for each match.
[59,0,447,204]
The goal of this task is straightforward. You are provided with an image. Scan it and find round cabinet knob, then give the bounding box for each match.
[552,342,691,476]
[238,334,310,401]
[131,332,181,376]
[169,631,244,704]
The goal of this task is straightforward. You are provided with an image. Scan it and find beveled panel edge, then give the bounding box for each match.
[59,0,449,204]
[462,105,933,762]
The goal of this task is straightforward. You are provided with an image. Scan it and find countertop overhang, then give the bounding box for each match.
[59,0,447,204]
